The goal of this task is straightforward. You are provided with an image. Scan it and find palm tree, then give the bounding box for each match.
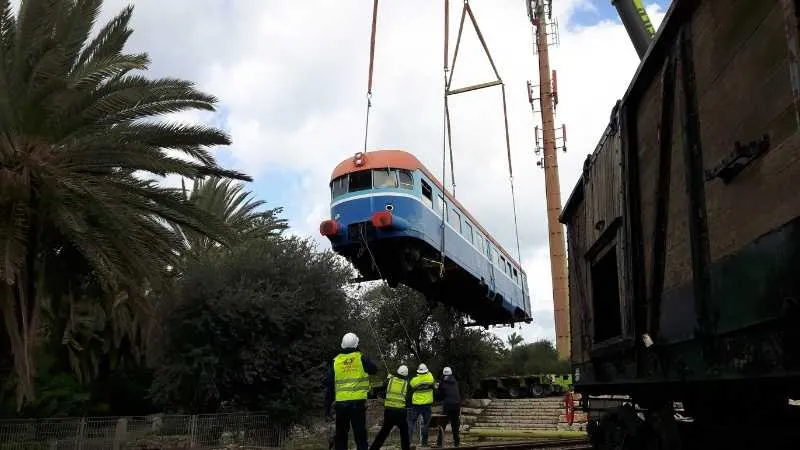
[181,176,288,258]
[0,0,247,407]
[507,332,524,349]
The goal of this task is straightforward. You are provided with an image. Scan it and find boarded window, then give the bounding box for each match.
[591,246,623,343]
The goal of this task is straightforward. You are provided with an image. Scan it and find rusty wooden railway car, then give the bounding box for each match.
[559,0,800,442]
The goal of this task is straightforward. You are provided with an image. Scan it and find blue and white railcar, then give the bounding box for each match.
[320,150,532,326]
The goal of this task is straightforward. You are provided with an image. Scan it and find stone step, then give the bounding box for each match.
[482,406,565,412]
[481,411,564,419]
[485,401,569,406]
[484,403,567,408]
[470,424,561,430]
[474,419,559,426]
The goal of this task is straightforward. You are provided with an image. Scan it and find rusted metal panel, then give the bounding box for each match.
[780,0,800,128]
[700,1,800,264]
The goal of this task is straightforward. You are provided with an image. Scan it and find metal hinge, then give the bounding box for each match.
[705,134,770,183]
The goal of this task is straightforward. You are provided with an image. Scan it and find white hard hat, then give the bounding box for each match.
[397,365,409,377]
[341,332,359,349]
[443,367,453,376]
[417,363,429,374]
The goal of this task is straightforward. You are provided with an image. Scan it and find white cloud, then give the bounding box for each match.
[86,0,667,346]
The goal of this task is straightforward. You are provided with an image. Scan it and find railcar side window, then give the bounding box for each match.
[398,169,414,189]
[420,179,433,208]
[500,255,507,273]
[331,176,348,198]
[349,171,372,192]
[373,169,397,188]
[513,268,519,283]
[437,194,446,217]
[449,208,461,232]
[464,222,474,244]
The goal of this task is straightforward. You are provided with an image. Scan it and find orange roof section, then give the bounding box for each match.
[330,149,422,181]
[329,149,524,272]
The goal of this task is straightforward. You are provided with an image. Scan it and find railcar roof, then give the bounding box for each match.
[329,149,525,272]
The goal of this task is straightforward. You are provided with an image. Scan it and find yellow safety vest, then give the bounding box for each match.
[333,352,370,402]
[410,372,435,405]
[384,376,408,409]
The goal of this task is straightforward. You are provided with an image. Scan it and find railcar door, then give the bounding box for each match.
[487,245,496,295]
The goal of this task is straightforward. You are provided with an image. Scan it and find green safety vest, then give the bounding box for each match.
[384,375,408,409]
[333,352,370,402]
[410,372,435,405]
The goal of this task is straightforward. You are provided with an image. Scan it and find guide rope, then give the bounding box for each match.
[359,225,421,359]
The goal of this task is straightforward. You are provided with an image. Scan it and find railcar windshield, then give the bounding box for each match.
[349,171,372,192]
[330,168,416,200]
[373,169,397,188]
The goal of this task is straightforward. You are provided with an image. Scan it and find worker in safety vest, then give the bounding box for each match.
[407,363,435,447]
[325,332,379,450]
[369,365,411,450]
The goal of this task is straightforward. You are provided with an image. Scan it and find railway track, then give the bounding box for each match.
[437,438,592,450]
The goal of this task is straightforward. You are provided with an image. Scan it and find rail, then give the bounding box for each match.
[439,438,591,450]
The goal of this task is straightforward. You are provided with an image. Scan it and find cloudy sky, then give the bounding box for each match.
[40,0,669,346]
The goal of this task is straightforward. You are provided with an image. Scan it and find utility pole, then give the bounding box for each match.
[525,0,570,360]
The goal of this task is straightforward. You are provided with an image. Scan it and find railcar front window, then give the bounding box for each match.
[373,169,397,188]
[349,171,372,192]
[331,176,348,199]
[398,170,414,189]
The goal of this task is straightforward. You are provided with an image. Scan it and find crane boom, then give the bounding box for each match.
[611,0,656,59]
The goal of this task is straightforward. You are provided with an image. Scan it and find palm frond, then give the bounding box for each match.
[0,0,247,408]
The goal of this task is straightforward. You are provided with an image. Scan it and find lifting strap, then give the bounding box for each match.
[444,0,524,266]
[363,0,380,153]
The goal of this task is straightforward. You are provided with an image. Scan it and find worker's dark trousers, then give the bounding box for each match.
[335,401,369,450]
[369,407,410,450]
[436,405,461,447]
[408,404,432,446]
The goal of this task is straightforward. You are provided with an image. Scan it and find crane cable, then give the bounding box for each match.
[357,1,424,366]
[438,0,452,278]
[501,84,524,266]
[363,0,379,153]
